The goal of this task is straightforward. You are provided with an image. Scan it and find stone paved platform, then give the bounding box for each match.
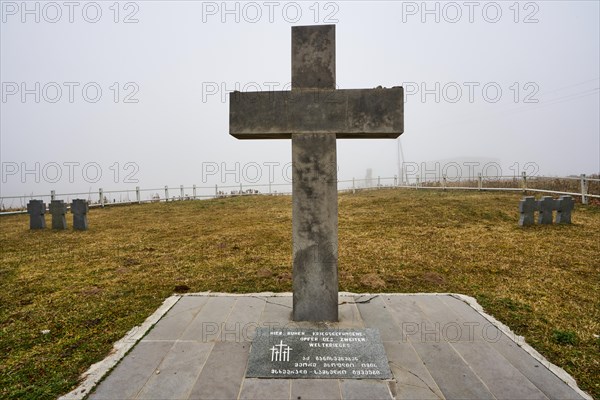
[63,293,590,400]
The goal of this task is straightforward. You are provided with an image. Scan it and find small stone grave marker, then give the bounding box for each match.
[49,200,67,230]
[518,196,536,226]
[537,196,555,225]
[556,195,575,224]
[71,199,89,230]
[519,195,574,225]
[26,200,46,229]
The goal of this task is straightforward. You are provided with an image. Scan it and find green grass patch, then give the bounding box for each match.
[1,190,599,399]
[553,330,579,346]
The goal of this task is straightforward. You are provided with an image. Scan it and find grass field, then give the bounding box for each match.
[1,189,599,399]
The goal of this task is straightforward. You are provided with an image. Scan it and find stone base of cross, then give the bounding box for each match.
[229,25,404,321]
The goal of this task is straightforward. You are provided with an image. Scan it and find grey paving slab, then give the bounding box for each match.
[291,379,342,400]
[490,334,586,400]
[411,341,495,399]
[144,296,208,341]
[223,296,267,342]
[382,295,434,340]
[88,341,173,399]
[259,296,294,328]
[356,296,404,341]
[410,295,480,342]
[436,300,567,397]
[136,341,213,399]
[83,294,589,400]
[383,341,443,400]
[187,341,250,400]
[439,295,503,341]
[336,298,364,329]
[339,379,393,400]
[239,378,291,400]
[383,295,432,323]
[452,340,548,399]
[180,296,236,341]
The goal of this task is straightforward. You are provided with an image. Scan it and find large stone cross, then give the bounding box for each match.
[229,25,403,321]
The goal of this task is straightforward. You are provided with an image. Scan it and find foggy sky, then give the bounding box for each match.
[1,1,599,203]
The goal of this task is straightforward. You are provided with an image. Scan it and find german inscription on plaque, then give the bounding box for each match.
[246,328,392,379]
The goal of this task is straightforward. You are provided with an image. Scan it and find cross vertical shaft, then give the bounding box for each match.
[291,25,338,321]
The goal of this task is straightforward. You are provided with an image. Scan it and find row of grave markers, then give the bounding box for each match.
[519,195,574,226]
[27,199,89,230]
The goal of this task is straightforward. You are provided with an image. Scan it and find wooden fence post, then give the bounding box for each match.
[581,174,588,205]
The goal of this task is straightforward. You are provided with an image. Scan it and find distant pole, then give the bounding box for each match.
[443,175,447,190]
[522,171,527,193]
[193,185,197,199]
[180,185,184,200]
[478,173,483,191]
[136,186,141,204]
[99,188,104,207]
[352,178,355,194]
[215,184,218,198]
[416,176,420,189]
[377,176,381,188]
[164,186,169,202]
[581,174,588,205]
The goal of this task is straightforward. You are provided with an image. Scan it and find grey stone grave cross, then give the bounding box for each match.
[556,195,574,224]
[49,200,67,230]
[229,25,404,321]
[519,195,574,226]
[538,196,555,225]
[27,200,46,229]
[71,199,89,231]
[519,196,536,226]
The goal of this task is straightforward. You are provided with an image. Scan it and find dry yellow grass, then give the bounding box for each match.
[0,189,598,398]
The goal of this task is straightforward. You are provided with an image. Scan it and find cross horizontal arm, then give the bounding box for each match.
[229,87,404,139]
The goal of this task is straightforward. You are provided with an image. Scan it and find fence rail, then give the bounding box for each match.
[1,173,598,215]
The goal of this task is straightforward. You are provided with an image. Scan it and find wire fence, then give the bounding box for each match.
[1,173,598,215]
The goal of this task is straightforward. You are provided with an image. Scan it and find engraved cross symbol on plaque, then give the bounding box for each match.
[229,25,404,322]
[270,340,292,362]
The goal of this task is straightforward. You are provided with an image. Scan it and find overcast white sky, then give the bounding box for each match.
[1,1,599,202]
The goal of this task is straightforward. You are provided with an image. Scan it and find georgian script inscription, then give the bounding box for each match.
[246,328,392,379]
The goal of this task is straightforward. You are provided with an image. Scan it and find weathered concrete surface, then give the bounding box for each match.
[26,199,46,229]
[292,24,335,90]
[230,88,404,139]
[292,133,338,321]
[519,196,536,226]
[77,293,591,400]
[229,24,404,322]
[556,195,574,224]
[49,200,67,229]
[71,199,89,230]
[538,196,555,224]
